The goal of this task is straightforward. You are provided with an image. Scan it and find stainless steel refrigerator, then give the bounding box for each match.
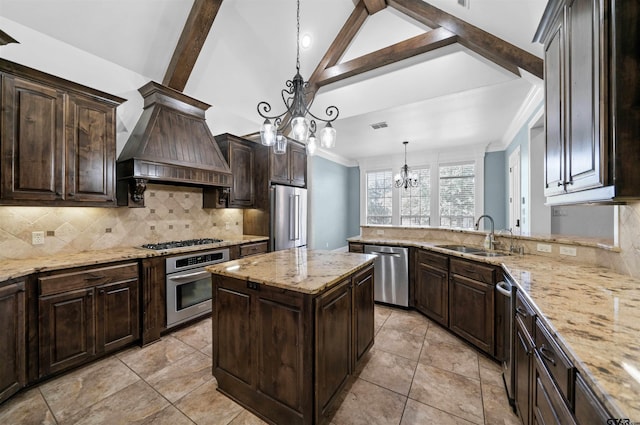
[270,185,307,251]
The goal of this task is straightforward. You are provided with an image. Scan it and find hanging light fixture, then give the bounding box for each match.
[394,141,419,189]
[256,0,339,155]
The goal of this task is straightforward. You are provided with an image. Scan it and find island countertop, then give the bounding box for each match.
[205,248,375,295]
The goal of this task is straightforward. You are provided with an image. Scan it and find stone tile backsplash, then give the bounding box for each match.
[0,184,243,260]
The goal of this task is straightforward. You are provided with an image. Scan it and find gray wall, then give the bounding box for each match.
[484,151,507,230]
[309,156,360,250]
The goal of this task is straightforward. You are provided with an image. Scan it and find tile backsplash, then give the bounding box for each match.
[0,184,243,260]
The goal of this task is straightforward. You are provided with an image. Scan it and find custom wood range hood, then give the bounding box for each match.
[116,81,232,207]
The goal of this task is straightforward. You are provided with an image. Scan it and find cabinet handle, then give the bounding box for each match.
[68,193,75,197]
[539,345,556,365]
[515,306,528,318]
[567,180,574,186]
[55,191,62,196]
[85,274,106,280]
[557,181,564,187]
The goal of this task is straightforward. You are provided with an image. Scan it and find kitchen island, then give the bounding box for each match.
[206,248,375,425]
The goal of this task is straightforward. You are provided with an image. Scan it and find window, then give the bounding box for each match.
[400,167,430,226]
[366,171,392,224]
[439,162,475,228]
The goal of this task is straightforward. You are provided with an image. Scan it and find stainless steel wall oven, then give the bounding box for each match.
[165,248,229,328]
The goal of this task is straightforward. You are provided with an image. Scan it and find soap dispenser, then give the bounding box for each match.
[483,233,492,250]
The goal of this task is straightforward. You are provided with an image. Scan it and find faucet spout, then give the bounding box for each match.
[475,215,495,249]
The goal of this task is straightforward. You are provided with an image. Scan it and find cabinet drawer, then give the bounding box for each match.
[349,243,364,253]
[450,258,495,284]
[240,242,268,257]
[515,290,536,335]
[39,263,138,296]
[417,249,448,271]
[535,320,574,404]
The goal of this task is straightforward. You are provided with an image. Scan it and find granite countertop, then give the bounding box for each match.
[349,236,640,422]
[206,248,375,295]
[0,235,269,282]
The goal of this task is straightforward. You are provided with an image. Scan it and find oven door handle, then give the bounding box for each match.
[168,270,211,283]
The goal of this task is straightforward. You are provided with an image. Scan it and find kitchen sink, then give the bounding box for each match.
[435,244,484,253]
[435,244,509,257]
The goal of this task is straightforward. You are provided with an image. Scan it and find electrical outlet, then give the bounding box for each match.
[536,243,552,253]
[32,231,45,245]
[559,246,577,256]
[225,222,230,230]
[376,229,384,235]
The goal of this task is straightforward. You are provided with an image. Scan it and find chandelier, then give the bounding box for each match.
[256,0,339,156]
[395,141,419,189]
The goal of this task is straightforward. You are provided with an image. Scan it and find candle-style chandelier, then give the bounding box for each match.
[256,0,339,156]
[395,141,419,189]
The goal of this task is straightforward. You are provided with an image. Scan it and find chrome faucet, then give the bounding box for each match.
[475,215,495,249]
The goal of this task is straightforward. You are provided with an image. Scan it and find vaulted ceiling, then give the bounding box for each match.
[0,0,547,163]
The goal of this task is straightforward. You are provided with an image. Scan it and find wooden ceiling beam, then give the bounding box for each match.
[362,0,387,15]
[387,0,543,79]
[162,0,224,92]
[0,29,19,45]
[317,27,457,87]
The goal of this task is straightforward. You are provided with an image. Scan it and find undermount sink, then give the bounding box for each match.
[435,244,509,257]
[435,244,484,253]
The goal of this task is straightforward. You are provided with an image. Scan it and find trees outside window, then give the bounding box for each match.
[439,163,475,229]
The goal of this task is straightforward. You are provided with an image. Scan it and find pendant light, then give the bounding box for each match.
[394,141,419,189]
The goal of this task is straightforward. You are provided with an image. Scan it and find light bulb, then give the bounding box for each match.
[260,119,276,146]
[291,116,309,142]
[307,135,317,156]
[319,122,336,148]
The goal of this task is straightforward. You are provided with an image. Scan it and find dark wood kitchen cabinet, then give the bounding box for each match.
[514,291,535,425]
[268,139,307,187]
[207,133,255,208]
[448,257,496,355]
[212,263,373,425]
[239,241,268,258]
[574,372,610,425]
[0,59,124,207]
[415,249,449,326]
[536,0,640,204]
[0,278,26,404]
[140,256,165,346]
[37,262,139,377]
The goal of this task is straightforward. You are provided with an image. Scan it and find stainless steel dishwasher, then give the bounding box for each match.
[364,245,409,307]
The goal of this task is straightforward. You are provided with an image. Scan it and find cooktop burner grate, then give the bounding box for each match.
[141,238,224,250]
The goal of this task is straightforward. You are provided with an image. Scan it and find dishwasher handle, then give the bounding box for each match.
[496,281,512,297]
[369,251,402,258]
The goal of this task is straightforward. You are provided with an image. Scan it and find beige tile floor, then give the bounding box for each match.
[0,305,520,425]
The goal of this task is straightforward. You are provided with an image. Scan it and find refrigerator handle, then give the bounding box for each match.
[292,194,300,241]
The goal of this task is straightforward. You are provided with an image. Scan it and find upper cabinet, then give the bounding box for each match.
[0,59,125,207]
[267,139,307,188]
[206,133,255,208]
[535,0,640,204]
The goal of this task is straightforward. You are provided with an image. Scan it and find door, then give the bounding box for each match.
[289,143,307,187]
[272,185,307,250]
[415,262,448,326]
[449,274,494,355]
[0,281,25,403]
[509,147,522,234]
[229,142,254,207]
[96,278,139,354]
[1,76,65,201]
[353,266,374,365]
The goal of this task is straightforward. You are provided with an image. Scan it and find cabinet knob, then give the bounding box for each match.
[68,192,75,197]
[55,191,62,196]
[557,181,564,187]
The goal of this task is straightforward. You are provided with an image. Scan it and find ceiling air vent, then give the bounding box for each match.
[370,121,388,130]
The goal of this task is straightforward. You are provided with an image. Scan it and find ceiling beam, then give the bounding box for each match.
[317,27,457,87]
[362,0,387,15]
[162,0,224,91]
[0,29,19,45]
[308,0,369,86]
[387,0,543,79]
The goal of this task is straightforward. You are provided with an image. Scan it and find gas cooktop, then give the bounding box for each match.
[140,238,224,250]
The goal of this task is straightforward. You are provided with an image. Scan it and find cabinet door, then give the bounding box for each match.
[140,257,164,345]
[532,353,577,425]
[515,317,534,425]
[574,372,610,425]
[415,262,448,326]
[315,279,352,418]
[289,143,307,187]
[353,266,374,365]
[229,142,255,207]
[1,76,64,201]
[544,20,566,196]
[566,0,602,192]
[39,288,95,376]
[65,94,116,204]
[0,281,26,403]
[449,273,494,355]
[269,149,290,185]
[95,278,139,354]
[213,278,253,386]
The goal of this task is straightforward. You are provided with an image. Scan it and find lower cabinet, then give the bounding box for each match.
[449,257,496,355]
[515,311,534,425]
[414,249,449,326]
[212,265,374,425]
[239,241,268,257]
[0,279,26,404]
[38,262,139,377]
[532,352,576,425]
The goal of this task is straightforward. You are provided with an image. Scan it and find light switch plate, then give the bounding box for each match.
[32,231,45,245]
[559,246,577,256]
[536,243,552,253]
